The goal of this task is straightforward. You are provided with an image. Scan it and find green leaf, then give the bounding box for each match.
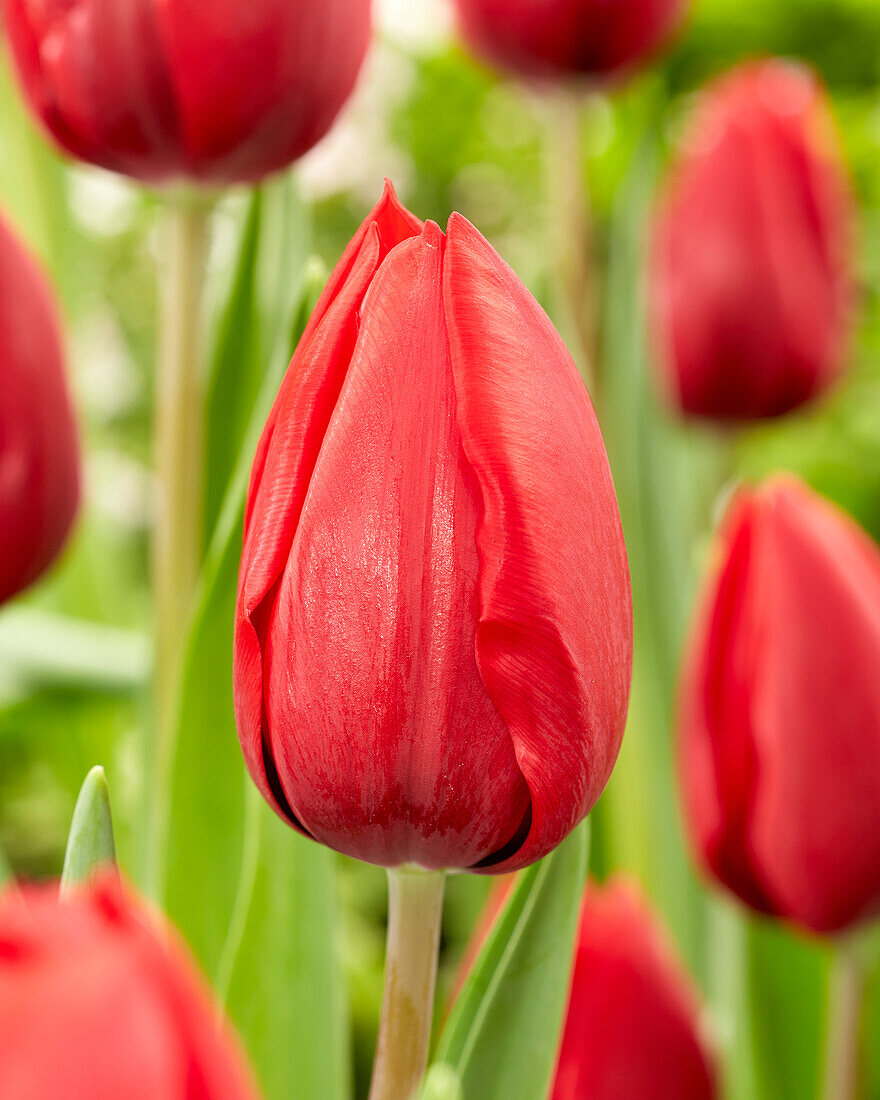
[434,824,589,1100]
[60,766,118,894]
[203,175,310,543]
[162,257,344,1100]
[222,786,350,1100]
[0,846,12,888]
[595,126,714,979]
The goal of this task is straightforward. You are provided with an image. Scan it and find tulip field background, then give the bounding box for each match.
[4,1,880,1098]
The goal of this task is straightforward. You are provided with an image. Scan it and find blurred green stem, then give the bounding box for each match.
[708,897,760,1100]
[147,192,211,893]
[369,869,446,1100]
[822,938,866,1100]
[543,89,597,399]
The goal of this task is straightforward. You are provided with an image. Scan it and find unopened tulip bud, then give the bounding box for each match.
[234,183,632,874]
[552,878,716,1100]
[456,876,717,1099]
[0,877,260,1099]
[679,477,880,934]
[452,0,688,82]
[2,0,372,185]
[650,61,855,420]
[0,212,79,606]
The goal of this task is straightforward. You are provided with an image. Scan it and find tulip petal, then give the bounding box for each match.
[155,0,371,180]
[262,222,529,868]
[3,0,181,178]
[677,496,777,914]
[235,186,421,823]
[750,484,880,931]
[443,215,632,872]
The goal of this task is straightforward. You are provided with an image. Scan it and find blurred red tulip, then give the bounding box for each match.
[452,0,688,82]
[551,878,716,1100]
[234,182,632,873]
[2,0,372,185]
[0,212,79,606]
[0,877,260,1099]
[650,60,854,420]
[679,477,880,934]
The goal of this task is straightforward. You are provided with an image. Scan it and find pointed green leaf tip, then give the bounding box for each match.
[60,766,118,896]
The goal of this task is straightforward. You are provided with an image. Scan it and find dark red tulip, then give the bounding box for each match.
[234,182,632,873]
[454,876,716,1099]
[0,212,79,606]
[551,878,716,1100]
[452,0,688,82]
[679,477,880,934]
[2,0,372,185]
[0,877,260,1099]
[650,60,854,420]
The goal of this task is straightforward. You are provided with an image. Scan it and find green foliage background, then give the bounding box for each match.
[3,0,880,1097]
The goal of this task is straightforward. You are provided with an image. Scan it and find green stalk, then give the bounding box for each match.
[368,869,446,1100]
[542,89,597,399]
[821,938,866,1100]
[146,192,211,894]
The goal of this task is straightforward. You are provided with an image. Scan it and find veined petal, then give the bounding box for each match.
[443,214,632,872]
[234,185,422,821]
[262,222,529,868]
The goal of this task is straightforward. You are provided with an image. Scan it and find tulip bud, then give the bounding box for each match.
[0,212,79,606]
[451,0,688,82]
[2,0,371,185]
[650,61,854,420]
[551,878,716,1100]
[234,183,632,873]
[0,877,260,1099]
[679,477,880,934]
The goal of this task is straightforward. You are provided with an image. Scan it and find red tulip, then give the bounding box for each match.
[234,182,632,873]
[452,0,688,82]
[679,477,880,934]
[0,877,260,1099]
[650,60,854,420]
[2,0,371,185]
[0,212,79,606]
[551,878,716,1100]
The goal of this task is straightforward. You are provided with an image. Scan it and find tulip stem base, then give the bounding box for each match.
[147,192,211,893]
[822,938,866,1100]
[369,868,446,1100]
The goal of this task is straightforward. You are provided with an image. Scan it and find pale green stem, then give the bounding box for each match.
[368,869,446,1100]
[543,89,597,398]
[707,896,760,1100]
[822,939,866,1100]
[146,193,211,894]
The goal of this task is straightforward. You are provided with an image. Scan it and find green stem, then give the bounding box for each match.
[368,868,446,1100]
[542,89,597,399]
[822,939,866,1100]
[707,897,760,1100]
[146,193,211,894]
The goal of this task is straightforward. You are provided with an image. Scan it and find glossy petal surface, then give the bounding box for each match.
[444,215,631,871]
[234,186,632,872]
